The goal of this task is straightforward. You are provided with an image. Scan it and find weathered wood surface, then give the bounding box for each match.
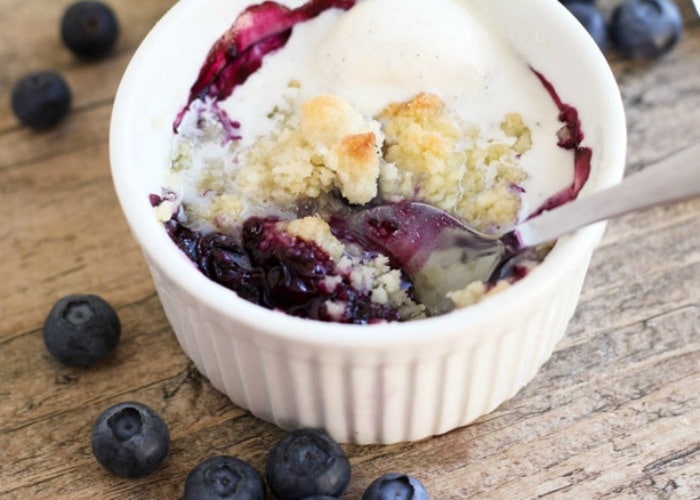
[1,0,699,498]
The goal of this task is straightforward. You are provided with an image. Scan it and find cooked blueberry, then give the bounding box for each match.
[184,456,265,500]
[61,1,119,59]
[610,0,683,59]
[362,473,430,500]
[165,216,407,323]
[564,2,609,52]
[91,401,170,478]
[11,71,71,130]
[43,294,120,366]
[265,428,351,499]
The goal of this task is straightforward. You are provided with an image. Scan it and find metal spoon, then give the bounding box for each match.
[345,143,700,315]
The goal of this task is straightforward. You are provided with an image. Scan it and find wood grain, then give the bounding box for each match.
[1,0,699,498]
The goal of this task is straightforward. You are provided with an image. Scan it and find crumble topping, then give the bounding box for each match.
[447,280,511,309]
[236,94,384,206]
[166,91,535,319]
[280,216,344,262]
[377,93,530,231]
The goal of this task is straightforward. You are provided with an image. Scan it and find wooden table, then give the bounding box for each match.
[2,0,699,498]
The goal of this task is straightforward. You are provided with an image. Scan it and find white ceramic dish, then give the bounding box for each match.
[110,0,626,444]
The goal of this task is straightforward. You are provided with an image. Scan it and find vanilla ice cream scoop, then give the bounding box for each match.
[316,0,502,115]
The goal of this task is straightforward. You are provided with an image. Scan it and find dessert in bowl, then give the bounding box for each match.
[111,0,626,443]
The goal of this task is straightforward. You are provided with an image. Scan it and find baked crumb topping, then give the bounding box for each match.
[280,216,344,262]
[167,91,535,316]
[377,93,530,231]
[236,94,383,206]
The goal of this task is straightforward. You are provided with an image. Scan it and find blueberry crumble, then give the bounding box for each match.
[155,0,591,323]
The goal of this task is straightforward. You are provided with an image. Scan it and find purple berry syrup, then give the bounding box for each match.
[528,69,592,219]
[173,0,356,133]
[160,0,592,322]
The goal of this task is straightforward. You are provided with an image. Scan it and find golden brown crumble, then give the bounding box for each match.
[168,92,535,313]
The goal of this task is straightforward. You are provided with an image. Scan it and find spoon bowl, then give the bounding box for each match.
[341,201,513,314]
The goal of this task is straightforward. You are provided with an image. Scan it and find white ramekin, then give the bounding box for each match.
[110,0,627,444]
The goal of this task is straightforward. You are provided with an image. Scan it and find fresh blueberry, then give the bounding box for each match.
[91,401,170,478]
[184,455,265,500]
[362,473,430,500]
[265,428,351,499]
[60,1,120,59]
[610,0,683,59]
[564,2,610,52]
[11,71,71,130]
[43,294,120,366]
[301,497,338,499]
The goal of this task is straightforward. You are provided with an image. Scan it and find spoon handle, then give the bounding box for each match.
[517,143,700,247]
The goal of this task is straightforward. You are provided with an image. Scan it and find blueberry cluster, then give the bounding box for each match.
[165,216,409,324]
[560,0,684,58]
[42,294,429,497]
[92,402,429,500]
[91,407,431,499]
[10,1,119,130]
[180,427,430,499]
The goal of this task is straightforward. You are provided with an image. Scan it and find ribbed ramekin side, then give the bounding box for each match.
[337,251,596,443]
[147,260,206,375]
[144,248,594,444]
